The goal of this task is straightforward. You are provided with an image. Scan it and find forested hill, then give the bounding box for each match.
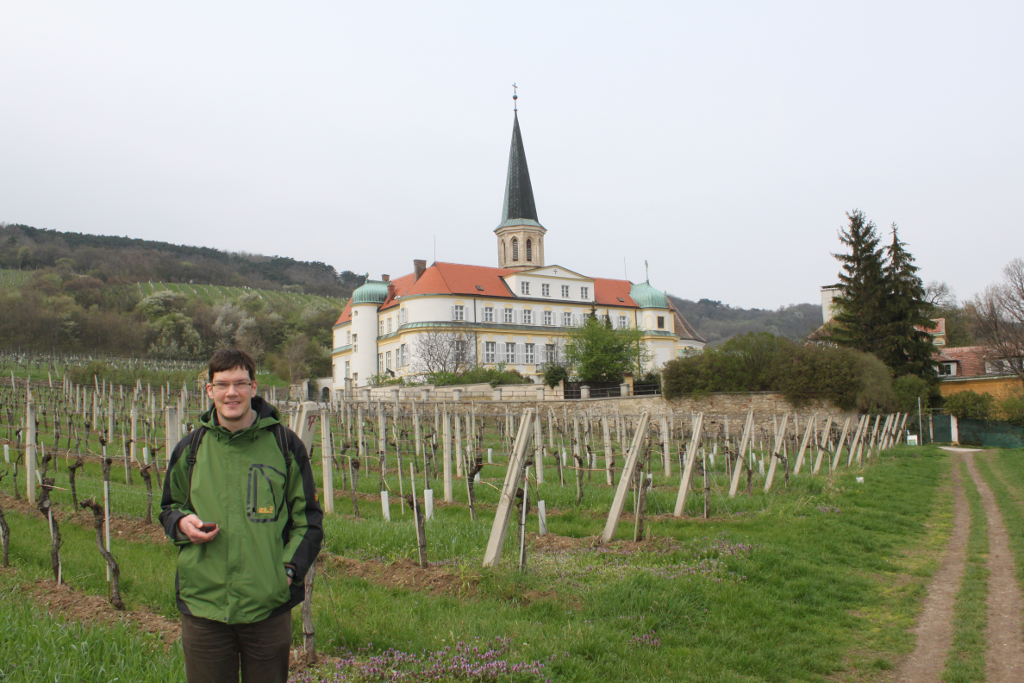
[0,223,364,298]
[668,295,822,346]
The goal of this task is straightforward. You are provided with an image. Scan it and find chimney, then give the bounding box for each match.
[381,274,390,283]
[413,259,427,282]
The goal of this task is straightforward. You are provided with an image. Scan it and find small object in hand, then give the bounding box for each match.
[199,523,218,533]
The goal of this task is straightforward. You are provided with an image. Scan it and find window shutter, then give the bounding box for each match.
[518,343,525,363]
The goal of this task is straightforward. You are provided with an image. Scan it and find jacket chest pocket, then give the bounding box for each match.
[247,463,286,523]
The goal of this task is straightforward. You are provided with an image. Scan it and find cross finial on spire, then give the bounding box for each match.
[512,83,518,112]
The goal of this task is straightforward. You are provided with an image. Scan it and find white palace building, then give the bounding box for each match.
[331,109,705,390]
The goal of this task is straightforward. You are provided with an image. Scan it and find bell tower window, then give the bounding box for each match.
[502,240,506,264]
[526,239,532,262]
[512,238,519,261]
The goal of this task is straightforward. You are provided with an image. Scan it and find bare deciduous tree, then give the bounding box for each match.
[412,331,477,376]
[971,258,1024,386]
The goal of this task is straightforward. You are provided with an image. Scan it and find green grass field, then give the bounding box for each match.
[0,438,961,683]
[136,280,343,309]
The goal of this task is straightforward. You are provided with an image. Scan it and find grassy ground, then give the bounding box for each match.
[0,444,956,682]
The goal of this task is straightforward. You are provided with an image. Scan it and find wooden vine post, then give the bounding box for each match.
[674,412,706,516]
[829,417,853,473]
[601,412,651,542]
[728,411,754,498]
[319,408,334,515]
[762,413,790,492]
[811,416,834,475]
[792,415,815,475]
[482,409,535,567]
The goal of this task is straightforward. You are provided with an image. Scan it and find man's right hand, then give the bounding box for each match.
[178,514,220,544]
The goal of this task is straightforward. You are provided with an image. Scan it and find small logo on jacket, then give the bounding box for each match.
[258,506,274,514]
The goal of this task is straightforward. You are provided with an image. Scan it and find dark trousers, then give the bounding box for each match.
[181,611,292,683]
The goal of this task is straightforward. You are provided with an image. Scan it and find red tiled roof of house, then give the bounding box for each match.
[592,278,638,307]
[934,346,989,377]
[334,262,705,330]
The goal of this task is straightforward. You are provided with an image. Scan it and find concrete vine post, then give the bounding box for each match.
[319,408,334,515]
[25,398,36,504]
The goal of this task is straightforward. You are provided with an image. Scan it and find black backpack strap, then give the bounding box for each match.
[273,423,293,498]
[184,426,208,511]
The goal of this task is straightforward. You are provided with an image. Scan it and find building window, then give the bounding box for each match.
[938,362,956,376]
[581,287,589,299]
[385,351,392,371]
[512,238,519,261]
[346,330,351,344]
[352,333,358,343]
[521,281,530,295]
[378,354,383,373]
[503,308,514,324]
[545,344,555,364]
[505,342,517,364]
[399,344,407,367]
[524,343,535,364]
[523,309,532,325]
[455,339,469,363]
[483,306,494,322]
[657,316,665,329]
[484,341,496,363]
[563,312,572,326]
[387,318,392,333]
[379,320,384,335]
[543,310,553,326]
[542,283,550,297]
[344,360,350,378]
[618,315,628,329]
[502,240,506,263]
[526,239,532,261]
[452,305,465,321]
[561,285,569,298]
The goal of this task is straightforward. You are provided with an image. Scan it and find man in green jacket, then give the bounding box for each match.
[160,348,323,683]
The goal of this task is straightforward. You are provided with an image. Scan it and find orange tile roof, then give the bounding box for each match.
[336,262,686,325]
[334,300,352,326]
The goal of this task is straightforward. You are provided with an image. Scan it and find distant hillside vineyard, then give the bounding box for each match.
[667,295,823,346]
[0,222,364,298]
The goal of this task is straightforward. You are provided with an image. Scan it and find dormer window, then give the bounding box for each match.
[526,239,532,261]
[512,238,519,261]
[521,281,530,295]
[581,287,589,299]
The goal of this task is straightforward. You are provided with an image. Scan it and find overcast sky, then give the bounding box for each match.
[2,2,1021,309]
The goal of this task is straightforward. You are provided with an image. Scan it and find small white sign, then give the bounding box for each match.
[907,434,919,446]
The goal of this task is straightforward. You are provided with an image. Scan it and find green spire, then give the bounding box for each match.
[498,112,542,228]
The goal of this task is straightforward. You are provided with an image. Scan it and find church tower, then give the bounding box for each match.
[495,104,546,271]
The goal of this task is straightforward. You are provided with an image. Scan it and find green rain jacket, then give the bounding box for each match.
[159,396,323,624]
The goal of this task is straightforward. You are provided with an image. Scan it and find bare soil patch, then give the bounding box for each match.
[25,578,180,649]
[329,556,480,598]
[0,492,166,543]
[964,452,1024,681]
[891,453,968,683]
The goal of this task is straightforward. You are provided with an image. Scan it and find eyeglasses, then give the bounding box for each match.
[210,381,252,392]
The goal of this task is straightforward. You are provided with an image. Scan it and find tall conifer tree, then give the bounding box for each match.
[883,225,937,379]
[830,210,887,356]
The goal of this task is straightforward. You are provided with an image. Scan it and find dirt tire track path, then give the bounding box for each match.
[964,451,1024,682]
[893,453,969,683]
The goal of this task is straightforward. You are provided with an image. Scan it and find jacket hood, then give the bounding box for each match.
[200,395,282,433]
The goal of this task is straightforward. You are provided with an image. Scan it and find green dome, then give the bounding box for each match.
[350,278,389,306]
[630,281,668,309]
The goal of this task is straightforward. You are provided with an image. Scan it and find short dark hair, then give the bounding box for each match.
[208,348,256,382]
